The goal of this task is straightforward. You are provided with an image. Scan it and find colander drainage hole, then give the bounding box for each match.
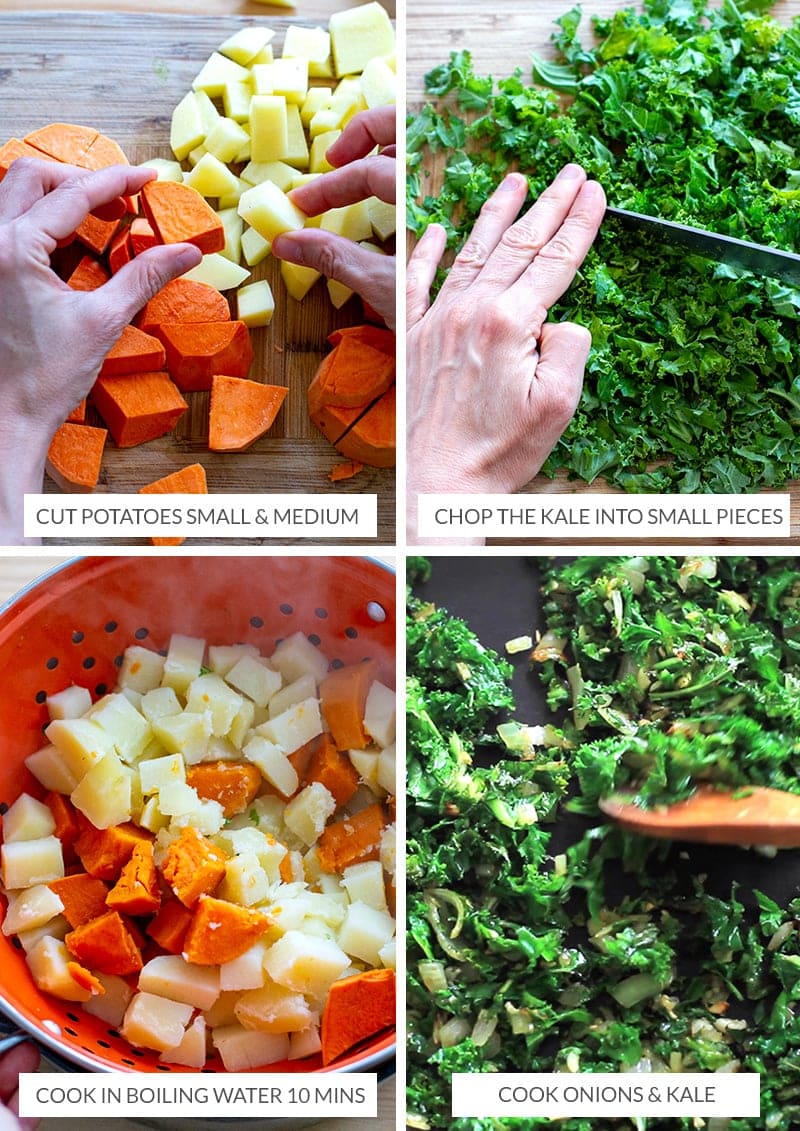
[64,1028,77,1037]
[367,600,387,623]
[35,691,46,704]
[345,627,358,639]
[66,1013,80,1022]
[95,683,107,696]
[330,659,344,669]
[45,657,58,670]
[71,631,84,644]
[104,621,118,633]
[134,627,149,640]
[279,603,293,615]
[97,1040,110,1049]
[121,1059,135,1067]
[309,634,321,646]
[82,657,95,670]
[250,616,264,628]
[315,607,329,619]
[0,803,9,816]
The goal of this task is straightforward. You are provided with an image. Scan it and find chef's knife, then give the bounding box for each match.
[605,205,800,287]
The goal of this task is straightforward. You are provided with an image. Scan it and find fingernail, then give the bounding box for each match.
[558,163,585,180]
[274,233,305,265]
[499,172,526,191]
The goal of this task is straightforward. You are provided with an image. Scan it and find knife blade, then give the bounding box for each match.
[605,205,800,287]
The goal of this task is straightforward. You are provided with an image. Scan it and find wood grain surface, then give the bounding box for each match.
[0,11,395,546]
[0,0,395,17]
[408,0,800,544]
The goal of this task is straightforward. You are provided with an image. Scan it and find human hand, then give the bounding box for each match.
[272,107,396,330]
[0,1041,40,1131]
[0,158,202,544]
[406,165,606,542]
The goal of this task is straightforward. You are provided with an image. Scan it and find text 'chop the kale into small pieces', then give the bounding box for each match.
[407,556,800,1131]
[407,0,800,494]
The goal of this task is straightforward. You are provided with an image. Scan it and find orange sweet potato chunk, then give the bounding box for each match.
[316,803,387,873]
[108,226,133,274]
[91,371,188,448]
[305,734,360,807]
[328,460,363,482]
[44,792,80,852]
[141,180,225,254]
[320,969,395,1065]
[67,255,109,292]
[66,400,87,424]
[157,321,253,392]
[49,873,110,928]
[185,762,262,819]
[46,422,107,492]
[65,909,142,975]
[160,827,227,908]
[74,819,153,882]
[136,278,230,335]
[0,138,56,179]
[99,325,166,377]
[208,376,287,451]
[334,385,395,469]
[106,841,161,916]
[139,463,208,547]
[130,217,157,254]
[66,961,106,997]
[146,899,193,955]
[320,659,378,751]
[183,896,270,965]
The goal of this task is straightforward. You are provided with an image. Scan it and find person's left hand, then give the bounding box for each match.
[0,1041,40,1131]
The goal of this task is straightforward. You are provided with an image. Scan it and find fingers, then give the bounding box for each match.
[508,179,606,335]
[439,172,528,294]
[407,224,447,328]
[273,228,396,328]
[326,107,396,166]
[476,164,588,290]
[289,154,394,215]
[0,1043,39,1102]
[530,320,590,448]
[0,157,88,222]
[85,242,202,333]
[19,164,157,248]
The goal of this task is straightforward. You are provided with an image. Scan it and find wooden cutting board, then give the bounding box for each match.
[0,12,395,546]
[408,0,800,543]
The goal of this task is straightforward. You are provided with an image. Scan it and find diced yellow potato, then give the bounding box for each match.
[162,634,205,695]
[249,94,289,163]
[45,717,115,779]
[220,26,275,66]
[281,260,321,302]
[2,832,64,888]
[186,673,244,737]
[219,852,270,907]
[271,632,329,684]
[327,278,354,309]
[288,1024,322,1059]
[378,936,395,969]
[226,655,281,709]
[222,80,253,124]
[367,197,397,241]
[122,991,193,1052]
[217,827,287,881]
[160,1014,207,1068]
[169,797,226,837]
[83,972,134,1026]
[263,930,349,999]
[219,175,248,210]
[377,743,395,794]
[337,900,395,966]
[203,989,241,1029]
[309,108,340,140]
[236,280,275,328]
[195,89,222,132]
[90,693,152,763]
[139,752,185,794]
[329,2,395,77]
[321,201,372,242]
[290,173,322,192]
[304,890,347,926]
[185,152,241,199]
[241,226,272,268]
[193,51,250,96]
[212,1024,289,1070]
[2,884,64,936]
[2,794,55,843]
[244,735,298,797]
[257,697,322,754]
[241,158,296,191]
[309,130,341,172]
[170,90,206,161]
[24,744,79,796]
[267,675,315,720]
[248,43,275,65]
[137,795,169,834]
[208,643,259,676]
[26,936,92,1002]
[251,58,308,104]
[283,782,336,847]
[118,645,166,694]
[348,748,380,793]
[283,26,330,70]
[239,180,306,244]
[204,116,251,164]
[47,685,92,722]
[219,940,269,992]
[228,697,257,749]
[360,56,396,107]
[140,686,182,724]
[327,77,368,128]
[183,253,251,291]
[71,751,132,829]
[361,681,395,748]
[139,955,220,1011]
[341,860,388,913]
[380,823,396,878]
[301,88,333,126]
[158,781,201,817]
[186,144,208,168]
[283,104,309,170]
[139,157,184,183]
[217,206,244,264]
[151,712,212,762]
[235,981,315,1033]
[17,914,69,954]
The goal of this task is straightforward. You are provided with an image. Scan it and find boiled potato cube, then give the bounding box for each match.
[283,783,336,847]
[2,794,55,843]
[342,860,388,912]
[281,261,321,302]
[219,940,269,991]
[137,795,169,834]
[249,94,289,162]
[140,686,182,724]
[219,852,270,906]
[237,280,275,328]
[220,26,275,66]
[185,152,241,199]
[235,981,315,1033]
[17,914,69,954]
[83,972,134,1026]
[268,674,316,719]
[158,781,201,817]
[24,743,79,795]
[229,697,256,749]
[2,884,64,935]
[360,56,396,107]
[203,990,241,1028]
[169,798,226,837]
[380,823,396,878]
[329,2,395,76]
[337,900,395,966]
[212,1024,289,1070]
[160,1014,207,1068]
[205,116,251,164]
[26,936,91,1001]
[183,253,251,291]
[151,712,212,762]
[377,743,396,794]
[90,693,152,763]
[244,735,298,797]
[2,835,63,889]
[71,751,132,829]
[162,634,205,695]
[122,991,193,1052]
[271,633,329,684]
[226,655,281,708]
[288,1025,322,1059]
[238,180,305,242]
[350,748,381,793]
[139,955,220,1011]
[119,645,166,694]
[139,752,185,794]
[208,643,259,676]
[263,930,349,999]
[257,697,322,754]
[187,673,244,737]
[193,51,250,96]
[45,718,115,779]
[46,684,92,721]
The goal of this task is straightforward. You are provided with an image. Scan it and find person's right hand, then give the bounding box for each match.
[272,107,396,329]
[0,1041,40,1131]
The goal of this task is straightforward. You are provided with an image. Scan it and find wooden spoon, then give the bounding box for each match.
[599,784,800,847]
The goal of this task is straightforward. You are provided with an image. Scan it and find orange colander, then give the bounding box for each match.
[0,555,396,1075]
